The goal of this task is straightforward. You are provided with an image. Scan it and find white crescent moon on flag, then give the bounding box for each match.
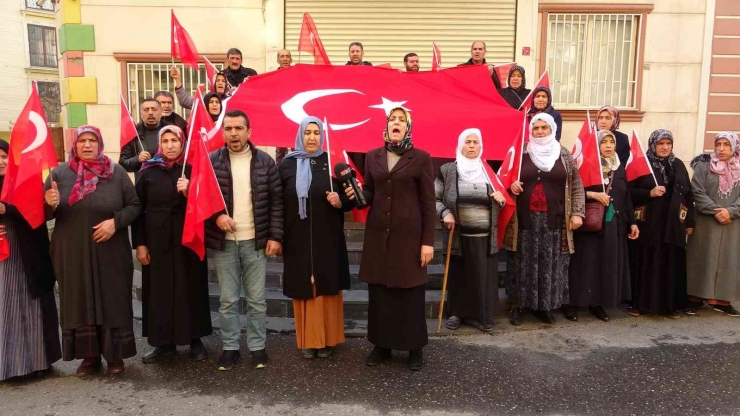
[281,89,370,131]
[500,146,515,176]
[572,138,584,169]
[21,111,48,154]
[626,152,633,167]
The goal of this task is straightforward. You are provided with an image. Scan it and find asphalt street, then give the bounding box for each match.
[2,308,740,416]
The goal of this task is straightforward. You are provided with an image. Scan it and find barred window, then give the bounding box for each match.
[37,81,61,124]
[126,62,223,122]
[26,0,54,11]
[545,13,643,109]
[27,24,57,68]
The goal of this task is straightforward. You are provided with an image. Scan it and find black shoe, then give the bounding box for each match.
[217,350,240,371]
[535,310,556,324]
[589,305,610,322]
[562,305,578,322]
[509,307,523,326]
[713,304,740,317]
[142,345,176,363]
[251,349,269,369]
[190,339,207,361]
[365,347,392,366]
[408,350,423,372]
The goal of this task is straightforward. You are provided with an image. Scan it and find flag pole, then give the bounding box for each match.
[634,129,659,187]
[595,124,606,193]
[181,99,199,179]
[517,112,526,181]
[121,93,145,152]
[323,117,334,193]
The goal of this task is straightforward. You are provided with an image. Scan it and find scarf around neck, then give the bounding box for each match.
[284,116,325,220]
[456,128,487,183]
[646,129,677,185]
[527,86,554,117]
[527,113,560,172]
[68,125,114,206]
[383,107,413,156]
[598,105,621,131]
[709,131,740,199]
[597,130,621,184]
[140,125,186,173]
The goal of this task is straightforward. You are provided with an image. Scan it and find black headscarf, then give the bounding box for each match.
[203,93,222,122]
[527,86,553,117]
[646,129,677,185]
[507,65,526,93]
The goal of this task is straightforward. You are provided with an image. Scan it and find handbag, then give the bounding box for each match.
[580,172,614,232]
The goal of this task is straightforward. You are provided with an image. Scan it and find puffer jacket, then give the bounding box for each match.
[205,142,284,251]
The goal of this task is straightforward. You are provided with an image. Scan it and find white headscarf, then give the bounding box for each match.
[456,128,487,183]
[597,130,621,185]
[527,113,560,172]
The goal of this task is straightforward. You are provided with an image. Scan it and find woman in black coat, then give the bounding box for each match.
[132,125,212,363]
[497,65,531,110]
[0,139,61,381]
[595,105,630,166]
[527,86,563,141]
[280,116,352,359]
[565,130,639,322]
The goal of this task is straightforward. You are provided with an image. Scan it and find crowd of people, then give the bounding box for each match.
[1,42,739,382]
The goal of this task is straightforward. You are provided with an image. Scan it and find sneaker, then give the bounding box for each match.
[713,305,740,317]
[251,349,269,369]
[217,350,240,371]
[365,347,392,366]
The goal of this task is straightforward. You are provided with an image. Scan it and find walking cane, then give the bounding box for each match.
[436,230,455,334]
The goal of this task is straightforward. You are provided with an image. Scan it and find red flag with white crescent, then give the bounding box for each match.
[1,82,58,229]
[431,42,442,71]
[497,111,527,189]
[171,10,200,70]
[298,13,331,65]
[494,62,517,88]
[217,65,521,160]
[203,56,219,91]
[482,163,515,247]
[519,70,550,111]
[187,89,221,153]
[625,129,656,183]
[120,94,139,150]
[571,112,602,188]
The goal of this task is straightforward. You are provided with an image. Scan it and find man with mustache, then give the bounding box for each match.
[154,91,188,132]
[119,98,164,175]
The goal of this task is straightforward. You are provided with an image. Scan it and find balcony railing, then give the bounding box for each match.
[26,0,54,12]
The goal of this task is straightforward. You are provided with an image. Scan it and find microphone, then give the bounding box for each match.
[334,163,367,209]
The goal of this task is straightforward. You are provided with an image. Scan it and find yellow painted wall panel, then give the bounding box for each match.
[60,0,81,24]
[62,77,98,104]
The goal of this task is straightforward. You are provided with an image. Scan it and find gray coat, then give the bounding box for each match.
[435,162,500,256]
[687,161,740,301]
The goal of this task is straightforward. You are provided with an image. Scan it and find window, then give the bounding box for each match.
[546,13,641,109]
[37,81,61,124]
[125,62,223,122]
[26,0,54,12]
[27,24,57,68]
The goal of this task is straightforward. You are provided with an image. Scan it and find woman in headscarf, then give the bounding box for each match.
[0,140,61,381]
[497,66,531,110]
[435,129,506,332]
[686,132,740,317]
[627,129,694,318]
[132,125,212,364]
[344,107,436,371]
[595,105,630,165]
[504,113,585,325]
[564,130,639,322]
[526,87,563,141]
[204,93,222,122]
[44,126,141,377]
[279,117,352,359]
[173,68,230,110]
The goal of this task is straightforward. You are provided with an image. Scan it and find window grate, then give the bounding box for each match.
[126,62,223,122]
[26,0,54,11]
[546,13,642,109]
[37,81,61,124]
[28,24,57,68]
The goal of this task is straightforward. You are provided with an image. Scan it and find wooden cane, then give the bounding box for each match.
[436,229,455,334]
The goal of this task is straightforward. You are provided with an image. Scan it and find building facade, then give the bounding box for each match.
[0,0,61,144]
[48,0,738,163]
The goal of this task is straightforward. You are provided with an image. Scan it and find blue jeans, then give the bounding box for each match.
[208,239,267,351]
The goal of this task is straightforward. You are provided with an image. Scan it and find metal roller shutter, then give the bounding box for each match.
[285,0,517,70]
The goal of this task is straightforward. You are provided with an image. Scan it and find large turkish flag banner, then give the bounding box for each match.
[220,64,522,160]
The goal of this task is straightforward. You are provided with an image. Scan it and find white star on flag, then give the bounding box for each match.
[369,97,410,115]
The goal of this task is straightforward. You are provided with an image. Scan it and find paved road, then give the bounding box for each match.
[2,309,740,415]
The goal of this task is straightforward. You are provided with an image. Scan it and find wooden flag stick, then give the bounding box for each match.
[436,230,455,334]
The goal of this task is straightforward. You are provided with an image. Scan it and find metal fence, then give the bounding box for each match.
[126,62,223,122]
[26,0,54,11]
[546,13,642,109]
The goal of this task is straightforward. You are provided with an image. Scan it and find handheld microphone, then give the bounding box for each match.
[334,163,367,209]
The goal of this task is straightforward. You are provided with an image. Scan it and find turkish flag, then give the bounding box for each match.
[0,238,8,262]
[182,131,226,260]
[375,63,393,69]
[0,82,58,229]
[324,119,368,223]
[482,163,515,247]
[494,62,517,88]
[203,56,219,92]
[187,90,221,153]
[496,111,527,189]
[298,13,331,65]
[219,64,521,160]
[120,94,139,150]
[171,10,200,70]
[519,70,550,111]
[571,114,602,188]
[431,42,442,71]
[626,129,656,184]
